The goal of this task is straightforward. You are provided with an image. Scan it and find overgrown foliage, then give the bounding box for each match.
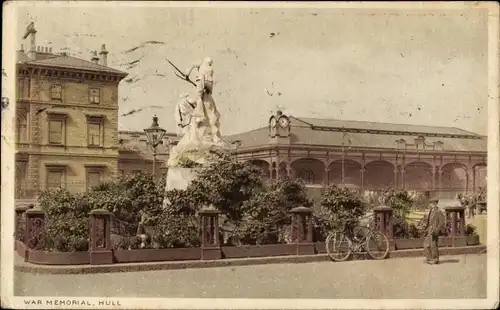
[234,177,313,245]
[35,172,165,252]
[313,186,368,240]
[184,155,265,221]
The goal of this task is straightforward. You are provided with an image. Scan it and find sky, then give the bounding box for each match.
[12,2,489,135]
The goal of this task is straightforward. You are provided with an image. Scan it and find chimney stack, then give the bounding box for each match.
[99,44,108,66]
[91,51,99,64]
[17,45,25,62]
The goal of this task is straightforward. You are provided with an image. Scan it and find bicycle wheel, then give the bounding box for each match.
[366,230,389,260]
[325,231,352,262]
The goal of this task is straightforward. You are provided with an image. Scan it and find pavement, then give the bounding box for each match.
[14,253,486,299]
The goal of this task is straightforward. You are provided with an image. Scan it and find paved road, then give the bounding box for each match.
[15,254,486,299]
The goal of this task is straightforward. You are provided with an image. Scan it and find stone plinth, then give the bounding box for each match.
[165,167,201,191]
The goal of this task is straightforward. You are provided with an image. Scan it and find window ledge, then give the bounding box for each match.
[47,143,66,147]
[87,145,104,149]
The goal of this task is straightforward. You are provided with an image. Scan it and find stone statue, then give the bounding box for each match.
[164,57,229,190]
[185,57,223,145]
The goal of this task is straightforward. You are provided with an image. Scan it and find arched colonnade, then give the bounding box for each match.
[246,158,487,193]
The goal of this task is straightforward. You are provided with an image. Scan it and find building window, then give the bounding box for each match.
[434,141,443,150]
[50,84,62,100]
[47,113,67,145]
[46,166,66,190]
[396,139,406,149]
[16,112,28,143]
[88,123,101,146]
[86,115,104,147]
[415,136,425,150]
[89,88,100,104]
[86,170,102,191]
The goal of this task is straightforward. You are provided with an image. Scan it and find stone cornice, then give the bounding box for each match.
[16,99,119,111]
[16,64,126,83]
[234,144,487,157]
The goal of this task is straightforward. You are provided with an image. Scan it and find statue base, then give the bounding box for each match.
[165,167,201,191]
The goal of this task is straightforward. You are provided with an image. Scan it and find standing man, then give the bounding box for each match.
[423,199,445,264]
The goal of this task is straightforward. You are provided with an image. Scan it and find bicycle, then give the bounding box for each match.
[325,224,389,262]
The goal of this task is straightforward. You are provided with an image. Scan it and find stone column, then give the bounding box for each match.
[199,207,221,260]
[360,168,365,193]
[372,206,395,251]
[431,167,436,190]
[286,162,292,177]
[400,168,406,190]
[290,206,314,255]
[438,169,443,196]
[444,206,466,247]
[472,166,476,193]
[393,168,399,189]
[89,209,113,264]
[324,168,330,186]
[465,168,470,194]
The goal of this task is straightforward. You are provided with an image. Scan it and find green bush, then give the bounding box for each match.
[314,186,367,240]
[465,223,478,236]
[145,189,201,248]
[185,156,265,221]
[35,172,165,252]
[235,177,313,245]
[379,188,415,238]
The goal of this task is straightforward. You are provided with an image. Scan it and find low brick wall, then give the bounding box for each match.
[15,234,482,266]
[113,248,201,263]
[27,250,90,265]
[221,244,296,259]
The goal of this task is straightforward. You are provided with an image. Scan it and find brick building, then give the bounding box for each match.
[15,23,128,202]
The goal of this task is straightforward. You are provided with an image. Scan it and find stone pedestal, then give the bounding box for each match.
[290,206,314,255]
[89,209,113,265]
[165,167,201,191]
[373,205,395,251]
[199,207,221,260]
[444,206,466,247]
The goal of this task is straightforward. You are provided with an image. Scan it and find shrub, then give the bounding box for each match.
[235,177,313,245]
[185,156,265,221]
[465,223,478,236]
[314,186,367,240]
[145,187,201,249]
[35,172,165,252]
[37,189,91,251]
[379,188,415,238]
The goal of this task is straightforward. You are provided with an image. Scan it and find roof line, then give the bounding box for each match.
[21,55,128,76]
[290,115,480,137]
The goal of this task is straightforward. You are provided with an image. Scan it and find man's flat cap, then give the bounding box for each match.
[429,199,439,203]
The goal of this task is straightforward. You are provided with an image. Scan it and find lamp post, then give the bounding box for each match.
[144,115,166,178]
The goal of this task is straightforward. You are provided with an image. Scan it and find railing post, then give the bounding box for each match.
[444,205,466,247]
[290,206,314,255]
[15,206,29,245]
[373,205,395,251]
[25,209,45,262]
[198,206,221,260]
[89,209,113,264]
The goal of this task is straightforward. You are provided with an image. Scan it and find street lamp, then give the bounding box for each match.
[144,115,166,178]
